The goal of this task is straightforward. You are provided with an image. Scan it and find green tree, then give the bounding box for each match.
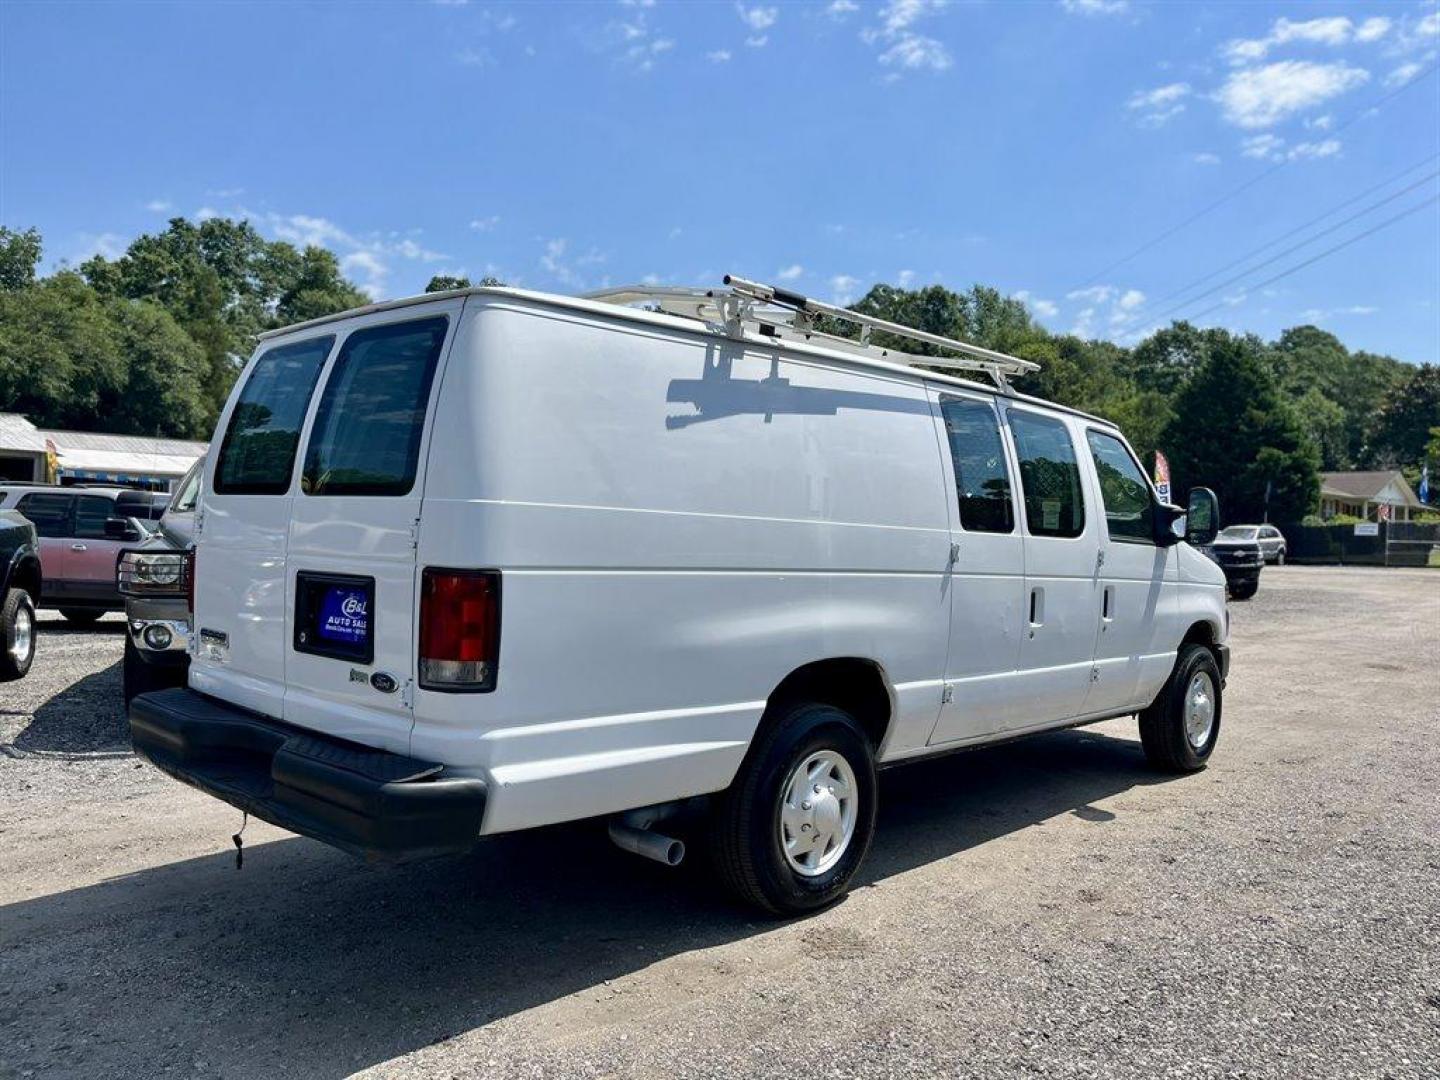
[1369,364,1440,468]
[1161,336,1319,523]
[0,227,42,292]
[425,274,471,292]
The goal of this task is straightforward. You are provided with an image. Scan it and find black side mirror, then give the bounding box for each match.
[105,517,141,543]
[1184,487,1219,546]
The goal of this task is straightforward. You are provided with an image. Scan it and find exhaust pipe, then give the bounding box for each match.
[608,822,685,867]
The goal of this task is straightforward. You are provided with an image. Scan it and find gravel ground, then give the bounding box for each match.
[1,567,1437,1080]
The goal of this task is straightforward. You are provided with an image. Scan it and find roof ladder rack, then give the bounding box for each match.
[584,274,1040,391]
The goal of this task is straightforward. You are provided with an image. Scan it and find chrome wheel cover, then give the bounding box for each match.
[10,602,33,665]
[779,749,858,877]
[1185,671,1216,749]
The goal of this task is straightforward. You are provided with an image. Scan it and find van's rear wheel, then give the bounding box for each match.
[1139,644,1222,772]
[710,701,877,916]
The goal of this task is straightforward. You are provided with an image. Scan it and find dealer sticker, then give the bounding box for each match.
[318,587,369,646]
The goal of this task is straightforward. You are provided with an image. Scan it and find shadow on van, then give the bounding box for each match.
[666,344,935,430]
[1,725,1164,1078]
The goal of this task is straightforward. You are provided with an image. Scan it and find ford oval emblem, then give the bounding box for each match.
[370,672,398,694]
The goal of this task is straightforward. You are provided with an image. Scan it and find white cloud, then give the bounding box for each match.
[144,199,173,213]
[1300,304,1379,323]
[1070,307,1097,337]
[1067,285,1114,304]
[1060,0,1129,17]
[897,269,916,287]
[539,238,606,289]
[1384,61,1424,88]
[342,251,386,279]
[830,274,860,304]
[1288,138,1341,160]
[1355,17,1391,43]
[1240,132,1285,159]
[641,273,661,285]
[1305,113,1334,131]
[1191,151,1222,165]
[707,49,732,63]
[606,8,677,72]
[776,264,804,282]
[1215,60,1369,129]
[862,0,951,74]
[195,206,219,222]
[1221,16,1389,66]
[394,238,447,262]
[72,232,126,262]
[469,215,500,232]
[827,0,859,16]
[1013,290,1058,319]
[1117,288,1145,311]
[456,46,494,68]
[745,34,769,48]
[1127,81,1191,126]
[736,4,778,31]
[1239,132,1343,162]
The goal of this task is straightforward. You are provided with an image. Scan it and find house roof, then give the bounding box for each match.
[1319,470,1423,508]
[0,413,47,454]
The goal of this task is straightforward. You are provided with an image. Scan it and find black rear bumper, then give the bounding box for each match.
[130,688,487,863]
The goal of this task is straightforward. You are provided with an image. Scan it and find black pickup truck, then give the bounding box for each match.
[1,509,42,680]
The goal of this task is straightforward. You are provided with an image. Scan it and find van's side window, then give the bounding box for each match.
[939,397,1013,533]
[1085,430,1154,544]
[1008,410,1085,538]
[213,336,335,495]
[301,317,448,497]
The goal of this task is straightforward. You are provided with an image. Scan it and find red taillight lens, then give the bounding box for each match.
[418,568,500,692]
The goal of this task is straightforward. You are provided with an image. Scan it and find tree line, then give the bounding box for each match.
[1,218,1436,523]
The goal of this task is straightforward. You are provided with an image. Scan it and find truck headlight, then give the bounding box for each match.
[118,550,189,597]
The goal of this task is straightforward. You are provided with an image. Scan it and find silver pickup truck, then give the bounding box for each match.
[117,457,201,703]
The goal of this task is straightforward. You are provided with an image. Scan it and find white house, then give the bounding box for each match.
[1319,470,1427,522]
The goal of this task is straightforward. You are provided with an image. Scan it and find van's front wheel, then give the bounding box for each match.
[710,702,877,916]
[1139,644,1222,772]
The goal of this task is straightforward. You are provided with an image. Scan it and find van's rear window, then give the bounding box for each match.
[301,317,448,497]
[213,336,334,495]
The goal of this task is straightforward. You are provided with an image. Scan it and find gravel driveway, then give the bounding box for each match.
[1,567,1437,1079]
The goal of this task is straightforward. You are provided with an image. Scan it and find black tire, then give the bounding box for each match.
[1228,580,1258,601]
[709,701,878,916]
[1275,548,1286,566]
[0,587,37,682]
[59,608,103,626]
[1139,644,1222,773]
[123,636,187,705]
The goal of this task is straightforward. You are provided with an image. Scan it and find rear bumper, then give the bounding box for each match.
[129,688,487,862]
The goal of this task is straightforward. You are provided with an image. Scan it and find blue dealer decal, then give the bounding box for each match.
[318,587,369,646]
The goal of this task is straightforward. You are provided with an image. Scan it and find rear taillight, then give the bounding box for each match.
[418,568,500,692]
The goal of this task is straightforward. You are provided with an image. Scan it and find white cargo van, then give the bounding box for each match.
[130,275,1229,914]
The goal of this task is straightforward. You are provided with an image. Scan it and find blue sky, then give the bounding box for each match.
[2,0,1437,362]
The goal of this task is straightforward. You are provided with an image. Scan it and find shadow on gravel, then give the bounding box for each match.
[1,726,1168,1079]
[7,661,127,756]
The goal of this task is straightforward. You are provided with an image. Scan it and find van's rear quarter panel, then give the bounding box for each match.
[417,298,953,832]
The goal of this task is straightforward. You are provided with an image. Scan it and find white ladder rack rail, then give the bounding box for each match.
[583,274,1040,390]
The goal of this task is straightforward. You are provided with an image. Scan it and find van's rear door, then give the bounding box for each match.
[192,333,337,719]
[281,305,460,754]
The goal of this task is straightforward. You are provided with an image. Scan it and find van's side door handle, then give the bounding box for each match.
[70,543,88,552]
[1101,585,1115,628]
[1028,587,1044,637]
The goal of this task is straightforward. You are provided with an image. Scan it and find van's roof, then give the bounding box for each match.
[259,284,1118,430]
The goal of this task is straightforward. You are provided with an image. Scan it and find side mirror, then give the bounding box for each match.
[1184,487,1219,546]
[105,517,142,543]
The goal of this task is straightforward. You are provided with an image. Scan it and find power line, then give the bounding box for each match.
[1152,169,1440,322]
[1148,153,1440,311]
[1184,194,1440,324]
[1071,62,1440,291]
